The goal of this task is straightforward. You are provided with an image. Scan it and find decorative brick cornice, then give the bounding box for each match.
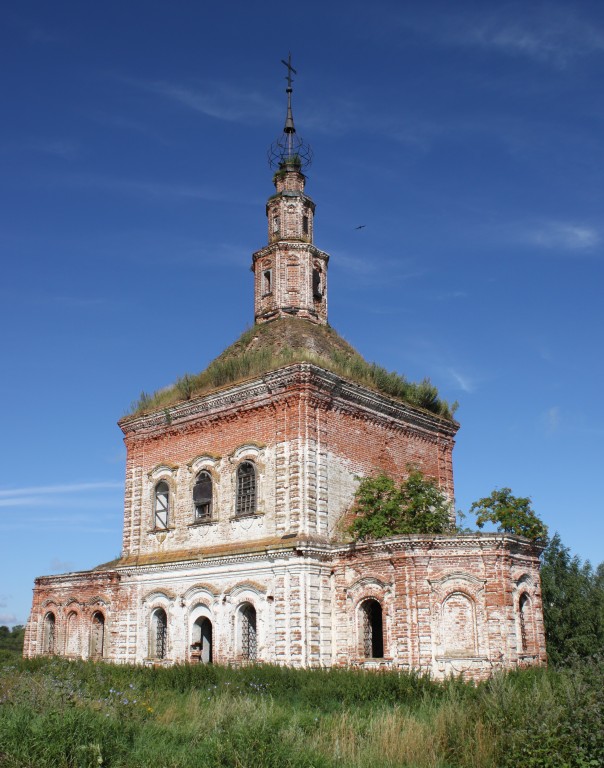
[252,241,329,265]
[119,364,458,440]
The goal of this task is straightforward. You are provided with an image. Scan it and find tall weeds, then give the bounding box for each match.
[1,655,601,767]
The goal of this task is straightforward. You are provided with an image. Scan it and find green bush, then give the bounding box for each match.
[348,470,454,541]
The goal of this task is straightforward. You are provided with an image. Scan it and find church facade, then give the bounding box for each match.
[24,69,547,680]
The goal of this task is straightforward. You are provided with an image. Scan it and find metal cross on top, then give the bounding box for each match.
[281,53,297,89]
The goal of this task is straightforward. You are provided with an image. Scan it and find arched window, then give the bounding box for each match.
[191,617,213,663]
[65,611,80,656]
[154,481,169,529]
[519,593,531,653]
[43,611,56,654]
[236,462,256,516]
[240,604,257,661]
[90,612,105,658]
[360,599,384,658]
[150,608,168,660]
[193,471,213,520]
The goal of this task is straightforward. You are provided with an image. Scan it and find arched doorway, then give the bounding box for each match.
[191,617,213,663]
[239,603,257,661]
[360,599,384,659]
[90,612,105,658]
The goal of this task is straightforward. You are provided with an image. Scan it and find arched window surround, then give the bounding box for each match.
[440,591,478,658]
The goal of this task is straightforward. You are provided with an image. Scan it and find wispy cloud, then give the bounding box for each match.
[0,481,122,498]
[123,77,280,124]
[447,368,476,394]
[0,613,17,625]
[544,406,561,435]
[430,5,604,67]
[528,221,600,251]
[470,18,604,66]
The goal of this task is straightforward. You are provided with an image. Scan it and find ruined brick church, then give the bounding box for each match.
[25,63,546,679]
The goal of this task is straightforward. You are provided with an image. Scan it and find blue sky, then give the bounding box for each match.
[1,0,603,627]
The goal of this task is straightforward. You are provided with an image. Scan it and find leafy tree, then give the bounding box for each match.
[540,534,604,665]
[469,487,548,544]
[348,470,453,541]
[0,624,25,652]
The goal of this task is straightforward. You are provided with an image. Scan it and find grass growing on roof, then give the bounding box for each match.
[125,318,457,421]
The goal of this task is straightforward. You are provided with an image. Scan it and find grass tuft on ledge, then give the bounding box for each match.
[125,318,458,421]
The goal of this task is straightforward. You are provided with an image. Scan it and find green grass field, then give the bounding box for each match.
[0,652,602,767]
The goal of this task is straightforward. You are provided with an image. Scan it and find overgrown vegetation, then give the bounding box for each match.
[469,487,549,545]
[541,534,604,666]
[0,626,24,654]
[0,654,602,767]
[125,320,457,421]
[348,470,454,541]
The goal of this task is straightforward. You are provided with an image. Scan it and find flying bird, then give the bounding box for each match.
[354,225,366,230]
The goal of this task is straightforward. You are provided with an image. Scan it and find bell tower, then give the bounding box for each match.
[252,55,329,325]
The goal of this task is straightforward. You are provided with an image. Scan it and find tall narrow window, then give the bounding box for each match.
[236,462,256,516]
[273,214,280,233]
[303,214,309,235]
[240,604,257,661]
[154,481,169,529]
[90,612,105,658]
[312,268,322,299]
[361,599,384,658]
[262,269,272,296]
[519,593,530,653]
[193,471,213,520]
[43,612,56,654]
[151,608,168,660]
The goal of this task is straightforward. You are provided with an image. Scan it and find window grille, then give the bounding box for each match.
[154,482,169,529]
[241,605,257,661]
[236,462,256,516]
[193,471,213,520]
[154,609,168,659]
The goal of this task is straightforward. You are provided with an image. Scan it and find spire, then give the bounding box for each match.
[282,53,296,136]
[268,54,313,170]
